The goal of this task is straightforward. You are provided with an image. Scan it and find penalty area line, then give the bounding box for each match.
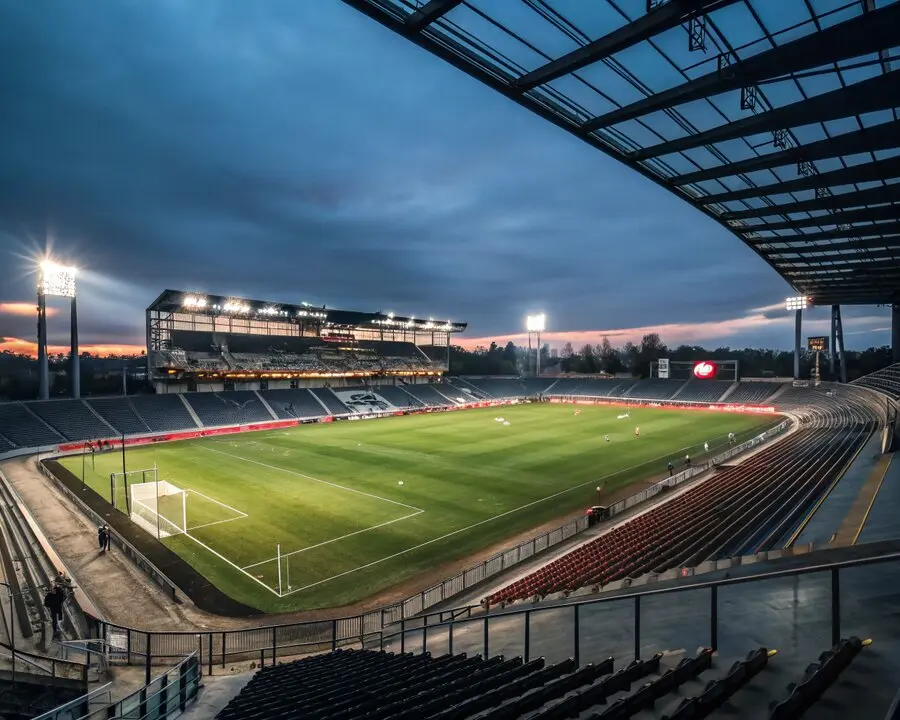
[198,445,424,513]
[280,433,752,596]
[241,509,425,570]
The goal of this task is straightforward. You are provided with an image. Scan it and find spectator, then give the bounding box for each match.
[667,461,674,476]
[685,454,691,468]
[43,585,66,636]
[102,526,111,552]
[97,525,106,551]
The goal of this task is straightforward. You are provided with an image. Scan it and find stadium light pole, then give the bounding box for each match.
[37,260,79,400]
[526,314,546,378]
[786,296,807,380]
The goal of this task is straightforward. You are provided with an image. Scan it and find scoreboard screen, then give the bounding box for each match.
[807,336,829,352]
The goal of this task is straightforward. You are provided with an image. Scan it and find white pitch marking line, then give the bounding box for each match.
[189,516,248,531]
[198,445,424,513]
[186,489,248,518]
[241,509,424,570]
[280,432,753,595]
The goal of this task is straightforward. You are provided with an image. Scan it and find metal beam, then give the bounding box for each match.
[406,0,463,32]
[765,246,900,260]
[745,204,900,232]
[585,3,900,130]
[513,0,741,93]
[782,263,900,277]
[750,223,900,245]
[700,157,900,205]
[721,184,900,221]
[672,120,900,186]
[631,71,900,160]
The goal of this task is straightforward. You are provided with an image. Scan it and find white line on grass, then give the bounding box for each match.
[189,517,248,531]
[280,435,742,595]
[240,509,425,570]
[187,489,248,518]
[198,445,424,513]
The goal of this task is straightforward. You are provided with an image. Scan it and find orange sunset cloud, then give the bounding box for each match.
[457,309,882,350]
[0,337,145,358]
[0,302,59,318]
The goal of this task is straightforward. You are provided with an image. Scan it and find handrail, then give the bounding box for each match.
[33,652,200,720]
[378,547,900,643]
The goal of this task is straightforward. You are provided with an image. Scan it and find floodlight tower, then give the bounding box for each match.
[526,314,546,377]
[785,296,807,381]
[37,261,79,400]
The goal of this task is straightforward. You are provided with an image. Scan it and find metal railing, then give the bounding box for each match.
[33,652,201,720]
[378,549,900,669]
[606,419,789,518]
[45,417,790,670]
[37,461,179,602]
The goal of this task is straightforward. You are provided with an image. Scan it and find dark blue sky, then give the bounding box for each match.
[0,1,891,354]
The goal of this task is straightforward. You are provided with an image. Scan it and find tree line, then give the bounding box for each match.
[451,333,895,382]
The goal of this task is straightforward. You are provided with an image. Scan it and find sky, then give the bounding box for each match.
[0,0,892,357]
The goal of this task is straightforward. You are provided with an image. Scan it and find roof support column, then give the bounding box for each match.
[892,304,900,364]
[834,306,847,384]
[794,309,802,381]
[830,305,838,378]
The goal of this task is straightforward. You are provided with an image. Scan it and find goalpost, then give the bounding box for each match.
[109,466,159,513]
[129,480,188,540]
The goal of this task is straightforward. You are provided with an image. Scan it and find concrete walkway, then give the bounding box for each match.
[794,433,884,546]
[832,454,893,547]
[857,454,899,545]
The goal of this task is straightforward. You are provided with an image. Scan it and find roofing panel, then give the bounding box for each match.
[342,0,900,305]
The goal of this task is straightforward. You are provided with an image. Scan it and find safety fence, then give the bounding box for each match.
[37,461,180,602]
[78,417,791,669]
[376,550,900,671]
[33,652,200,720]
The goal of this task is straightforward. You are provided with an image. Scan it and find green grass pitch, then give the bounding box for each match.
[61,404,775,612]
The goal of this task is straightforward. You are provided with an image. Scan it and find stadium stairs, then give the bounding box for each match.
[210,640,876,720]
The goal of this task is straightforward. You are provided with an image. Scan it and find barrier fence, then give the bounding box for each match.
[377,550,900,669]
[33,652,201,720]
[606,419,790,518]
[73,419,791,670]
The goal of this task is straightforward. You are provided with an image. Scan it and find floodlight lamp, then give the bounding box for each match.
[183,295,207,309]
[785,296,808,311]
[38,260,78,298]
[526,313,546,333]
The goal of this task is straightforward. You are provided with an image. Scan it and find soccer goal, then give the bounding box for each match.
[129,480,187,539]
[109,466,158,513]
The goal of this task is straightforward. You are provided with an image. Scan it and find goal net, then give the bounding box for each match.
[129,480,187,539]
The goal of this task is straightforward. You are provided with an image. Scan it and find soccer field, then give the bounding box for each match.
[61,404,774,612]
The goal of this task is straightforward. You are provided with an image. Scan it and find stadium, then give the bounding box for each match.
[0,2,899,719]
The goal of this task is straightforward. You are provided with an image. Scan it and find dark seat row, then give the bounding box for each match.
[489,411,873,605]
[217,648,719,720]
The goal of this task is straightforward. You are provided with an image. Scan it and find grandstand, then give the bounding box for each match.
[146,290,464,394]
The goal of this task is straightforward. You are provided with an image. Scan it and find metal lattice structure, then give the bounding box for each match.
[341,0,900,307]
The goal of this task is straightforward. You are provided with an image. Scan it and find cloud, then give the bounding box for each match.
[0,336,144,358]
[0,1,889,354]
[0,302,58,317]
[460,305,892,351]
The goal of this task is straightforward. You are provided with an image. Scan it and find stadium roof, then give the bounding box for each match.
[147,289,467,332]
[341,0,900,307]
